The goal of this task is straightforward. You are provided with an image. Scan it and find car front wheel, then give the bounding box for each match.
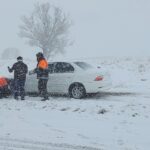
[69,84,86,99]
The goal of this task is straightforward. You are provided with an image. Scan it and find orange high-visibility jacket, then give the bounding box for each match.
[38,59,48,69]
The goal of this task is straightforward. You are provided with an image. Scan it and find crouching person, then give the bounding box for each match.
[8,56,28,100]
[0,77,10,99]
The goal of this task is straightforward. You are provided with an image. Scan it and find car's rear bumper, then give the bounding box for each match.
[84,79,112,93]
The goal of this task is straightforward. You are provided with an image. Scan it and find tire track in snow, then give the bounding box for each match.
[0,137,101,150]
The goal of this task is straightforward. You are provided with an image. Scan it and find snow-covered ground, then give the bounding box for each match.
[0,57,150,150]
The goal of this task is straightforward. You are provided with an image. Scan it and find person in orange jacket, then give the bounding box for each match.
[33,52,49,101]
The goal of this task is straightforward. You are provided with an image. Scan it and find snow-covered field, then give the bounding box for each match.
[0,57,150,150]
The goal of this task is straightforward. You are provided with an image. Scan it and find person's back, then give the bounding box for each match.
[36,57,49,79]
[12,61,28,80]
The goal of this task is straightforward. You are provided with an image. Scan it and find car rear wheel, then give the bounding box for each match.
[69,83,86,99]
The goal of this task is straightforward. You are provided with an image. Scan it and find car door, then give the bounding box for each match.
[47,63,56,93]
[25,73,38,92]
[47,62,75,93]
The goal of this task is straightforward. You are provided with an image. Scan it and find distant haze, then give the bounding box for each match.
[0,0,150,60]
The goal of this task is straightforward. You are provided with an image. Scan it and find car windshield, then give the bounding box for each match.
[74,62,93,70]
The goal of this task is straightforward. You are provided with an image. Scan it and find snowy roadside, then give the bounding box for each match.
[0,91,150,150]
[0,57,150,150]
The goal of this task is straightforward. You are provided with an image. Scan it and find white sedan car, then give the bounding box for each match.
[26,61,111,99]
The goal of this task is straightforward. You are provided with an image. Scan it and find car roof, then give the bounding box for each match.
[48,61,85,64]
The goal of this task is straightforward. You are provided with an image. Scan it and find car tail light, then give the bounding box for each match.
[94,76,103,81]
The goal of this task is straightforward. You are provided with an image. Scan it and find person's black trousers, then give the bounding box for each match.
[14,79,26,99]
[38,79,48,98]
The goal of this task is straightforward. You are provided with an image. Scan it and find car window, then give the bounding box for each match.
[74,62,93,70]
[54,62,74,73]
[48,63,55,73]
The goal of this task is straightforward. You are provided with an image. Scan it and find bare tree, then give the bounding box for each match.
[19,2,72,59]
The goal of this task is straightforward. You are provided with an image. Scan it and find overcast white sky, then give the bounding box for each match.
[0,0,150,59]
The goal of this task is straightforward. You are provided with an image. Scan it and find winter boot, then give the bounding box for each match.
[21,97,25,100]
[14,96,19,100]
[41,97,49,101]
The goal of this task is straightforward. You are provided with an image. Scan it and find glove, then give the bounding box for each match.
[29,70,35,75]
[8,66,11,72]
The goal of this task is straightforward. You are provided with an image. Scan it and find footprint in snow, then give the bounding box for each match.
[73,108,80,112]
[81,109,86,112]
[97,109,108,114]
[42,105,47,109]
[60,107,70,111]
[132,113,139,117]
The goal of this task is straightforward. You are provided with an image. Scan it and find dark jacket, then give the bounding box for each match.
[34,57,49,79]
[9,61,28,80]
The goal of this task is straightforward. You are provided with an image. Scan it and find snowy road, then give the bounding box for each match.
[0,137,99,150]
